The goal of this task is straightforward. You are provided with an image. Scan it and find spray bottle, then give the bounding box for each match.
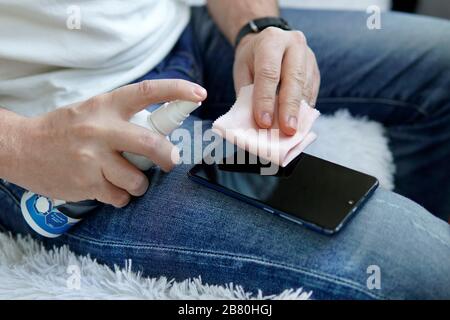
[20,101,201,238]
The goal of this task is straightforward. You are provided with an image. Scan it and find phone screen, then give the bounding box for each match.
[189,152,379,233]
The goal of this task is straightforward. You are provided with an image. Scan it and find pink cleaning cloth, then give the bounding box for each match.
[212,85,320,167]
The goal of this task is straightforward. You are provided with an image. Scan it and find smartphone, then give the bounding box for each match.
[188,152,379,235]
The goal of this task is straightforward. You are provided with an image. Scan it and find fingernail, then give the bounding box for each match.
[261,112,272,127]
[194,86,207,99]
[288,116,298,131]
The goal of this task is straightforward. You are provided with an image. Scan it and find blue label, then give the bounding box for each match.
[45,211,69,229]
[24,194,76,237]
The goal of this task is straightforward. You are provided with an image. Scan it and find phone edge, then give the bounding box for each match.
[188,169,379,235]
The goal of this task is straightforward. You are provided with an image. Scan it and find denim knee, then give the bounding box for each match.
[367,190,450,299]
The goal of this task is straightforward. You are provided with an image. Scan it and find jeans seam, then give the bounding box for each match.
[65,233,386,300]
[318,97,428,115]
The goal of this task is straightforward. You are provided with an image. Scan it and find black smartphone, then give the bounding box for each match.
[188,152,379,235]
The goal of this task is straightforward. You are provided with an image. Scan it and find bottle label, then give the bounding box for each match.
[20,192,81,238]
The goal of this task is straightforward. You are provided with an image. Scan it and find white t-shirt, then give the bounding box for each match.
[0,0,190,117]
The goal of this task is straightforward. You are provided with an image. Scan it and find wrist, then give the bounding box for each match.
[231,14,280,45]
[207,0,279,45]
[0,111,36,181]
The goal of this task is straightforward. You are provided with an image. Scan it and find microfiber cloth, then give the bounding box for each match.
[212,85,320,167]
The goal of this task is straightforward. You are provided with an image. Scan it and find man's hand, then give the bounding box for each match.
[8,80,207,208]
[207,0,319,135]
[234,28,321,136]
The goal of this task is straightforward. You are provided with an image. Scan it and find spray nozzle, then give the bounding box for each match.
[148,101,202,136]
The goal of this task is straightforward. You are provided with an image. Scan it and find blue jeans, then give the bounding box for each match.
[1,8,449,299]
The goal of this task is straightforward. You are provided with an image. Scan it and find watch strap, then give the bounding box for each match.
[235,17,292,48]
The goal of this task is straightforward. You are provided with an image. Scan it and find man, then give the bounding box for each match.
[0,0,449,299]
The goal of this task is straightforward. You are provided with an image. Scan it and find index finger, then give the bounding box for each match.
[110,79,207,119]
[253,43,284,129]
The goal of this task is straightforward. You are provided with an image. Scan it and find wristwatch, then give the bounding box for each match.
[235,17,292,48]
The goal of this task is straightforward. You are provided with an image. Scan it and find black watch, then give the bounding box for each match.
[235,17,292,48]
